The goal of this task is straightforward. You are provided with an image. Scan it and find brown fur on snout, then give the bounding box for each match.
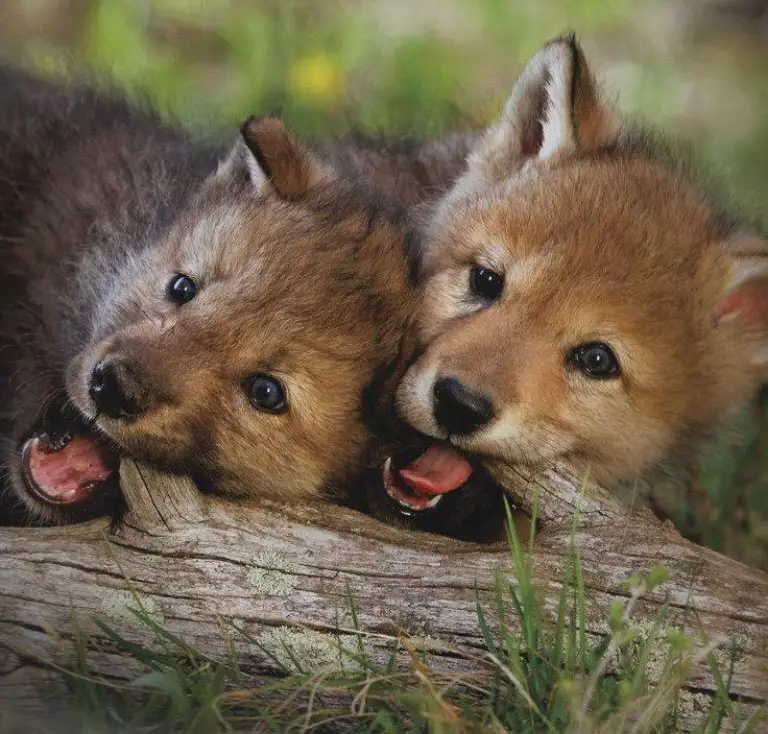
[398,36,768,488]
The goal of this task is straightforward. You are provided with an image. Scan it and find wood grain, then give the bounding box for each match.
[0,459,766,732]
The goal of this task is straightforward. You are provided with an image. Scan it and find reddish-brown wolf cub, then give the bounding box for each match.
[386,36,767,519]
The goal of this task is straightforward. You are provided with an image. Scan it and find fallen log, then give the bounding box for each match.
[0,459,766,732]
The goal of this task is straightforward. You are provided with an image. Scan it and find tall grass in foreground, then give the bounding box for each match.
[46,503,764,733]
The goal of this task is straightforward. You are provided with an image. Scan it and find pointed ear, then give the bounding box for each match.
[467,34,618,182]
[715,235,768,367]
[215,115,332,200]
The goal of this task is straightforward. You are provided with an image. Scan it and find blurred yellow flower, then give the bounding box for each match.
[288,54,345,106]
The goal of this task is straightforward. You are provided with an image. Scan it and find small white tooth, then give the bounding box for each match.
[383,457,443,513]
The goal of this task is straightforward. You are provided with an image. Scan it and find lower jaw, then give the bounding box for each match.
[375,458,507,543]
[14,469,123,525]
[382,457,444,513]
[16,404,122,522]
[381,438,485,512]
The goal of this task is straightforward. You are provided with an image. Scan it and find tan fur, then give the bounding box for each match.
[397,36,768,488]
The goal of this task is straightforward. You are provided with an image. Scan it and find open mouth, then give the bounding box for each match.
[19,402,120,510]
[383,443,475,514]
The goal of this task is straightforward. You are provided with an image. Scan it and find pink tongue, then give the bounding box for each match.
[398,445,473,496]
[24,434,114,504]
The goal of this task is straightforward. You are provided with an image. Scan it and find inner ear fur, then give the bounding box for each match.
[716,236,768,366]
[466,34,619,183]
[216,115,333,201]
[240,115,332,200]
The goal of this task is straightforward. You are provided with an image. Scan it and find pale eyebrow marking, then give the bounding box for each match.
[183,205,245,277]
[483,248,559,291]
[474,241,511,274]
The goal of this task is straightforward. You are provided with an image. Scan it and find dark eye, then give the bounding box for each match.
[244,374,287,413]
[567,342,621,379]
[168,274,197,305]
[469,266,504,302]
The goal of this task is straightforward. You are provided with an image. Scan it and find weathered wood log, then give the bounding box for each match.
[0,458,767,732]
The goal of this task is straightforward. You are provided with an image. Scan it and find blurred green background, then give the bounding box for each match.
[1,0,767,566]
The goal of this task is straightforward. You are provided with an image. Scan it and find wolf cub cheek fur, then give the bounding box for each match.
[397,36,768,485]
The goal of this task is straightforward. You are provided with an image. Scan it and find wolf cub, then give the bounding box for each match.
[387,37,767,514]
[0,68,419,525]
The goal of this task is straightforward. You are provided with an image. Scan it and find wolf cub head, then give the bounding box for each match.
[18,116,417,520]
[397,36,768,486]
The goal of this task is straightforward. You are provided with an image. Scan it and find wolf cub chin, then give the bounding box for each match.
[387,36,767,515]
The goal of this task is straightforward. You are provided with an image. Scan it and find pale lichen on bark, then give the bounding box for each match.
[99,590,164,627]
[246,549,299,596]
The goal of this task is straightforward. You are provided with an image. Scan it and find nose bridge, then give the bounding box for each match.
[439,307,527,399]
[106,318,196,399]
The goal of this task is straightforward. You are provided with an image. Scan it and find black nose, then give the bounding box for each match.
[433,377,494,436]
[88,359,150,419]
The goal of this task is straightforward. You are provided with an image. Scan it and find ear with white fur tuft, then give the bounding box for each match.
[466,34,618,183]
[216,115,332,200]
[716,236,768,369]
